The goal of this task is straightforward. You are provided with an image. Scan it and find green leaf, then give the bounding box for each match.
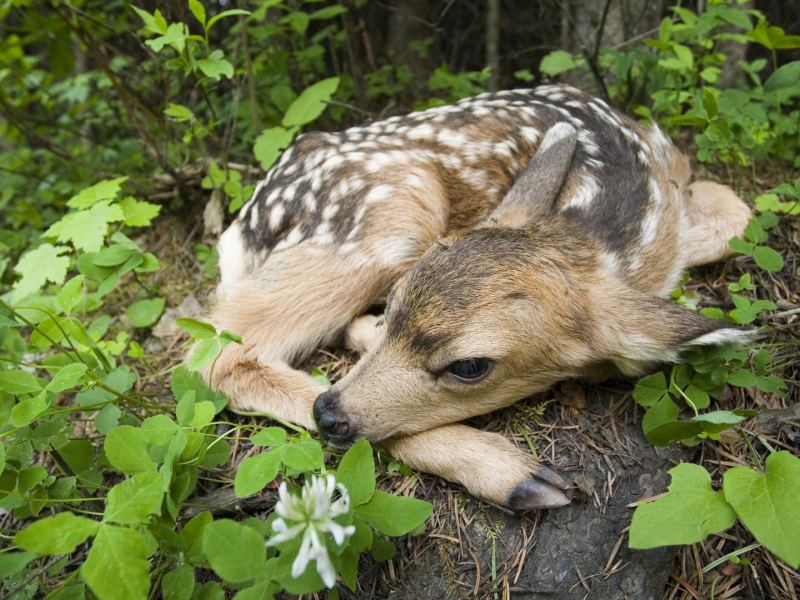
[127,298,165,328]
[162,564,194,600]
[105,472,163,525]
[164,103,194,123]
[197,57,234,80]
[187,337,222,371]
[336,438,375,506]
[724,451,800,568]
[728,369,757,387]
[234,450,283,497]
[728,236,755,255]
[202,520,266,584]
[47,363,88,393]
[254,126,297,171]
[105,426,157,475]
[15,512,100,555]
[219,330,242,344]
[83,524,151,600]
[11,391,49,427]
[58,275,85,315]
[178,511,213,563]
[539,50,578,76]
[13,244,71,299]
[119,197,161,227]
[46,201,126,253]
[371,535,396,562]
[250,427,287,446]
[142,414,180,445]
[0,369,43,394]
[190,401,215,429]
[282,77,340,128]
[0,552,35,579]
[282,441,324,471]
[692,410,744,434]
[67,177,128,209]
[752,245,784,272]
[176,390,196,426]
[131,6,166,34]
[176,318,217,340]
[207,9,251,30]
[95,404,121,435]
[188,0,205,25]
[764,61,800,93]
[702,87,718,119]
[355,490,432,536]
[629,463,736,548]
[309,5,347,19]
[632,372,668,407]
[670,115,708,127]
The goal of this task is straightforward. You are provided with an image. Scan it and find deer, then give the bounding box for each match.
[205,84,753,511]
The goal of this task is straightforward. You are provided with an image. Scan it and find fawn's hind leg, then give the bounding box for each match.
[206,243,396,430]
[682,181,752,267]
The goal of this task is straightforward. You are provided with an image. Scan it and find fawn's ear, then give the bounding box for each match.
[491,122,577,227]
[597,293,754,375]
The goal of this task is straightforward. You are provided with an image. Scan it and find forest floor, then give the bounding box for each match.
[45,156,800,599]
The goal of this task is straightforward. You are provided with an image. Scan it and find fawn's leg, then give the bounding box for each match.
[383,424,570,510]
[682,181,752,267]
[205,243,395,430]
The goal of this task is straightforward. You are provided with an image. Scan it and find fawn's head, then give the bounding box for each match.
[313,124,751,447]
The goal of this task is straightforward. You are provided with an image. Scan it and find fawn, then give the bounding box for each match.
[206,84,752,511]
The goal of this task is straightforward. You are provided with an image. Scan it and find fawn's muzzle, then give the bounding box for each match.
[313,389,356,447]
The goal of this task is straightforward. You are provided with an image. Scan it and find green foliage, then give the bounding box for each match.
[631,453,800,569]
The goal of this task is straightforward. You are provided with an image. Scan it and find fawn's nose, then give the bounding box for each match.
[313,389,355,446]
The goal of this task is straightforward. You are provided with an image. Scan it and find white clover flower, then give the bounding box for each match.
[266,474,356,588]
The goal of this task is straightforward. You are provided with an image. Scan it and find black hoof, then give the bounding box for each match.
[505,465,570,511]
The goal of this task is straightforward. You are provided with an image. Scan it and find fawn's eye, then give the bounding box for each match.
[446,358,493,383]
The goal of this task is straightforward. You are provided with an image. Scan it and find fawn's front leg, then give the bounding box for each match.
[381,424,570,511]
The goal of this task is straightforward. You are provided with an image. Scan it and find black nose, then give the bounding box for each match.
[313,389,354,445]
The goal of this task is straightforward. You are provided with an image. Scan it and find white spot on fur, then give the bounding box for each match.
[365,184,395,204]
[303,192,317,212]
[538,122,576,154]
[407,123,435,140]
[249,204,259,230]
[269,203,285,232]
[218,225,248,286]
[520,126,540,144]
[563,172,601,209]
[690,329,756,348]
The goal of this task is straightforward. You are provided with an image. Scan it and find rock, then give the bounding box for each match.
[381,399,687,599]
[152,295,204,340]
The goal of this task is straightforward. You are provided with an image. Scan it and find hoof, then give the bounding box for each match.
[506,465,570,511]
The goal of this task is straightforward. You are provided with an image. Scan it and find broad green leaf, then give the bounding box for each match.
[681,384,710,411]
[46,201,126,253]
[83,524,151,600]
[176,318,217,340]
[162,564,194,600]
[254,126,297,171]
[691,410,744,434]
[202,520,266,583]
[702,87,718,119]
[539,50,577,75]
[0,553,35,579]
[728,237,755,255]
[764,61,800,93]
[105,426,157,475]
[171,366,227,412]
[178,511,213,563]
[188,0,205,25]
[206,9,251,30]
[94,246,134,268]
[629,463,736,548]
[219,330,242,344]
[724,452,800,568]
[127,298,165,328]
[282,77,340,128]
[119,197,161,227]
[190,401,215,428]
[371,535,396,562]
[197,57,234,80]
[309,5,347,19]
[13,244,71,299]
[0,369,43,394]
[250,427,287,446]
[105,472,163,525]
[67,177,127,209]
[95,404,121,435]
[15,512,100,555]
[11,391,49,427]
[164,104,194,123]
[142,414,180,445]
[336,438,375,506]
[131,6,166,34]
[728,369,757,387]
[282,441,324,471]
[355,490,432,536]
[58,275,85,315]
[202,439,231,470]
[47,363,88,393]
[234,449,283,497]
[176,390,196,426]
[188,337,222,371]
[633,372,668,407]
[752,245,784,271]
